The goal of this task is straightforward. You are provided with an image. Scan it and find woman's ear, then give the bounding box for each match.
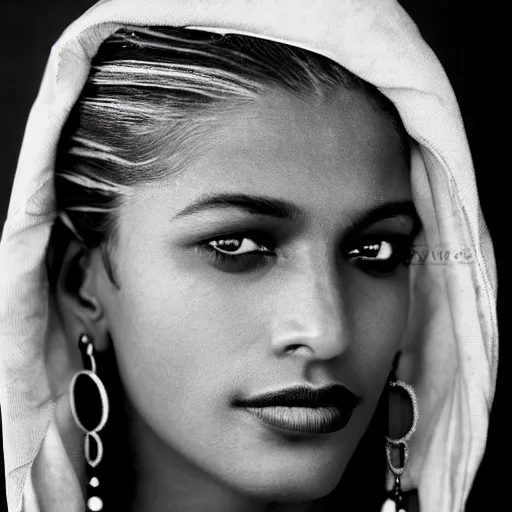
[43,236,115,498]
[53,238,111,354]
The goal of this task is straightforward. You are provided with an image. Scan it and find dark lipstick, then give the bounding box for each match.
[234,384,359,434]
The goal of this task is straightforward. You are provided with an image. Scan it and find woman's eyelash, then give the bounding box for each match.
[347,240,405,261]
[345,235,413,274]
[195,232,276,272]
[207,236,272,256]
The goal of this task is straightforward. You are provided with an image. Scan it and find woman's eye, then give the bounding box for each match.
[347,241,394,261]
[196,233,275,273]
[207,237,271,256]
[346,237,412,275]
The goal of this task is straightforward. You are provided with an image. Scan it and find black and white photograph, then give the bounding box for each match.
[0,1,505,511]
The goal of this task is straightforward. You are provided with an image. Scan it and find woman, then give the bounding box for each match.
[0,1,498,512]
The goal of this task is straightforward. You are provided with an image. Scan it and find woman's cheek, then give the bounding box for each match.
[346,272,409,386]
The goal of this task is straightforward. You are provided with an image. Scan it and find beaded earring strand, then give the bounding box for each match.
[69,334,110,511]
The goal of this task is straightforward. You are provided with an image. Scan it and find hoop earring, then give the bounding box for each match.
[69,334,109,512]
[382,379,419,512]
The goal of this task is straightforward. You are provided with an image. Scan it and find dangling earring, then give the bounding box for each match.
[69,334,110,512]
[381,378,419,512]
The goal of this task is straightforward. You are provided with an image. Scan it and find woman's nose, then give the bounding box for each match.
[270,265,349,361]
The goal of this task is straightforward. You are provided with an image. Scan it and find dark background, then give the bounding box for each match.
[0,1,506,510]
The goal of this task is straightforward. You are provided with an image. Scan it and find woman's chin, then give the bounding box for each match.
[224,463,342,503]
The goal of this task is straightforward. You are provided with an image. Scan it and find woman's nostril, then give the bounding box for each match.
[285,344,310,355]
[284,345,315,358]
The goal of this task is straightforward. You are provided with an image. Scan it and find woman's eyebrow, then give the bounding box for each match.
[174,193,420,233]
[173,193,304,220]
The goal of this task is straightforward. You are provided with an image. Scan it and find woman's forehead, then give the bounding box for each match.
[127,90,411,226]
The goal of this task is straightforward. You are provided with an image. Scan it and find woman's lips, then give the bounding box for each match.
[244,405,351,434]
[234,384,359,435]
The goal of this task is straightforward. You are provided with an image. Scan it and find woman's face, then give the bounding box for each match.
[92,88,416,501]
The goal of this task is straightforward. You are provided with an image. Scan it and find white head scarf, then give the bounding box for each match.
[0,1,498,511]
